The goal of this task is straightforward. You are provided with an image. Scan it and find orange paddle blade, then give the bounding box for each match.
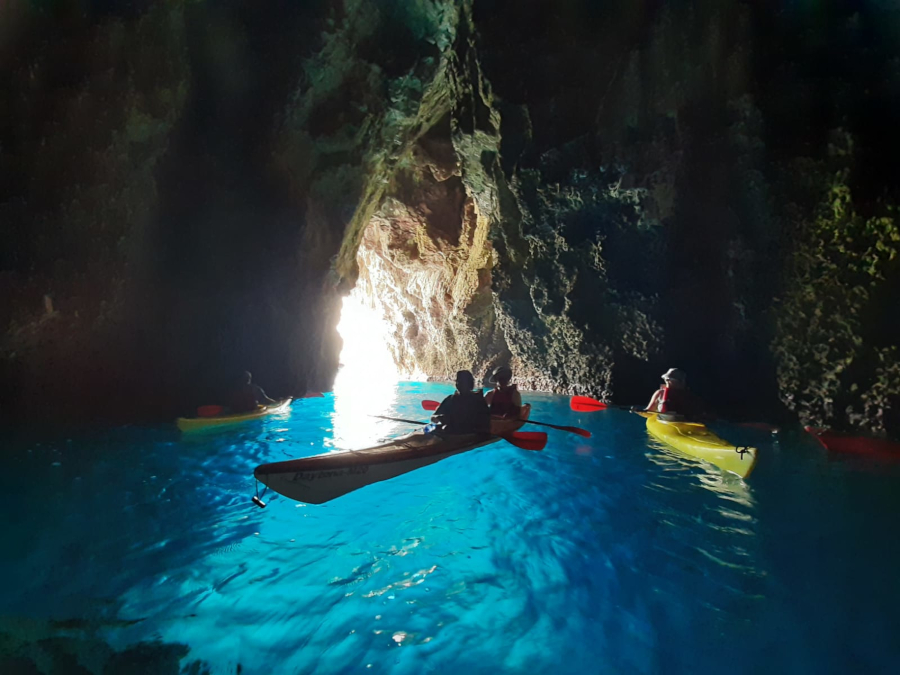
[525,419,591,438]
[570,396,609,412]
[422,400,440,411]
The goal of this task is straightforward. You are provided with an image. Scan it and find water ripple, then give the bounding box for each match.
[0,387,899,674]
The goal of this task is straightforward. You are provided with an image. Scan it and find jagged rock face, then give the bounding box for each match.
[350,0,900,433]
[3,0,899,434]
[352,0,762,401]
[312,2,510,384]
[0,0,463,421]
[0,1,192,422]
[356,156,499,378]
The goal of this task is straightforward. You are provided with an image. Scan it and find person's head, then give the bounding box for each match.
[661,368,686,389]
[243,371,252,385]
[455,370,475,393]
[490,365,513,386]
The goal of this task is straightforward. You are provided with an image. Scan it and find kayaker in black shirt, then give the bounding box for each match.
[431,370,492,434]
[645,368,704,418]
[230,371,276,413]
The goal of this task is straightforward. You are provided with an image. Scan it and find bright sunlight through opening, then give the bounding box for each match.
[331,289,421,449]
[336,291,403,385]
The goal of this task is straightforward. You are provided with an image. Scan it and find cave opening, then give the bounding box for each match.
[331,282,424,449]
[335,289,403,389]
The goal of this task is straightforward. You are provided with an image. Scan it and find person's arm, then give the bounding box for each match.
[484,390,495,406]
[646,390,661,411]
[254,385,277,405]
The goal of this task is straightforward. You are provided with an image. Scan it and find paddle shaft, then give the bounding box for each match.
[420,400,590,438]
[570,396,778,432]
[521,419,591,437]
[371,415,547,451]
[373,415,430,426]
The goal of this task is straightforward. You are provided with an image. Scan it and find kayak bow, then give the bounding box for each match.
[806,426,900,461]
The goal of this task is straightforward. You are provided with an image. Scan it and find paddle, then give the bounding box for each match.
[569,395,779,432]
[421,400,592,438]
[570,396,616,413]
[370,415,548,451]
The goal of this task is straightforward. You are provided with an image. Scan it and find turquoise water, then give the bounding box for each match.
[1,381,899,674]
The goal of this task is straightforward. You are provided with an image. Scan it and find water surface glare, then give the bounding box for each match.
[1,382,899,674]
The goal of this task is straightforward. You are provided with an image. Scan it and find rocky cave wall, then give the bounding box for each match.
[2,0,900,435]
[349,0,900,433]
[1,0,466,423]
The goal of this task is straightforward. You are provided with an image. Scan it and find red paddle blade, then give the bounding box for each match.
[570,396,608,412]
[502,431,547,451]
[421,400,440,411]
[557,424,592,438]
[805,426,829,450]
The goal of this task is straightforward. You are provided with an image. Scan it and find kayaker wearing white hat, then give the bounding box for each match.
[645,368,703,417]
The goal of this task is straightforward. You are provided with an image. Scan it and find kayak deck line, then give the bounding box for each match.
[254,434,497,475]
[663,420,744,448]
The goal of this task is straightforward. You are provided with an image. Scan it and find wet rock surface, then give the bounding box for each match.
[2,0,899,434]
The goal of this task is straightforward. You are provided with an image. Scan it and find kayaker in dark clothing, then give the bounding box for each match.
[645,368,704,418]
[431,370,492,434]
[485,365,522,418]
[230,371,276,413]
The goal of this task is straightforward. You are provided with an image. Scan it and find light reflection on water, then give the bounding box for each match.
[0,385,898,674]
[330,372,402,450]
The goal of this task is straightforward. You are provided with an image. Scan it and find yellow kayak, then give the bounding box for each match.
[177,398,293,432]
[644,413,757,478]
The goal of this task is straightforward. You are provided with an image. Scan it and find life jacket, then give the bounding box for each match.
[657,386,691,415]
[489,384,518,417]
[657,385,670,413]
